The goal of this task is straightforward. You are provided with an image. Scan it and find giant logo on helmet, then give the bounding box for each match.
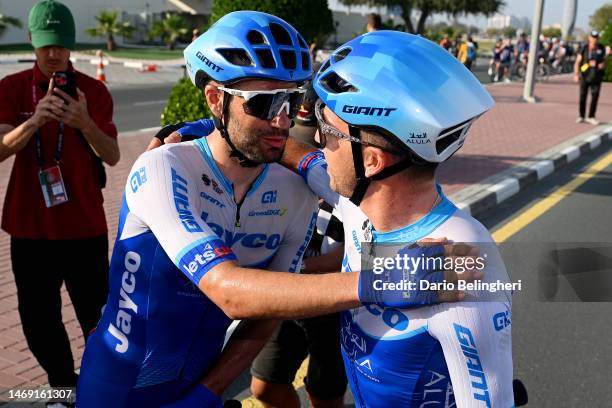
[196,51,223,73]
[342,105,397,117]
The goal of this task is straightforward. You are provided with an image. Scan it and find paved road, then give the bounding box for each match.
[109,83,174,132]
[477,146,612,407]
[223,144,612,407]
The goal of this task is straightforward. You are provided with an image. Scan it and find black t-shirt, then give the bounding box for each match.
[579,43,606,82]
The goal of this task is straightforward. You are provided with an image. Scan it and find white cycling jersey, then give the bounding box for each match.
[77,137,318,407]
[303,161,514,407]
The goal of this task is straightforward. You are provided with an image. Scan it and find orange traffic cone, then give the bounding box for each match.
[96,50,106,82]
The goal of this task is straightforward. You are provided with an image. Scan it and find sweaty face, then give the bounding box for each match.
[224,79,295,164]
[319,106,358,197]
[34,46,70,78]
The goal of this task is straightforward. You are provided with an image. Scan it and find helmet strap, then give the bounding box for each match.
[347,125,415,206]
[214,94,260,168]
[348,126,370,206]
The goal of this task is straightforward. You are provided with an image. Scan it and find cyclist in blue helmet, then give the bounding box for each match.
[78,13,471,408]
[279,31,515,406]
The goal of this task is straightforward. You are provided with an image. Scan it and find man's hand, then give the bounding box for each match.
[573,73,580,83]
[420,238,484,302]
[54,87,93,131]
[146,130,182,151]
[357,237,485,307]
[30,79,64,128]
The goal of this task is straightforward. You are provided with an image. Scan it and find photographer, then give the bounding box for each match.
[0,0,119,394]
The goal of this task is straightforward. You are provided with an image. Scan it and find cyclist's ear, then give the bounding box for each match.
[204,82,225,118]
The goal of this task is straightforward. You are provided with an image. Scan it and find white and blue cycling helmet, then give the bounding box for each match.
[313,31,494,204]
[184,10,311,87]
[183,11,312,166]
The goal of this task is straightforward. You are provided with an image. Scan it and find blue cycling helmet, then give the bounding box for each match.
[184,10,312,88]
[313,31,493,204]
[314,31,494,164]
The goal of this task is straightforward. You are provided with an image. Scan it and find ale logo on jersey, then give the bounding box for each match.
[130,167,147,192]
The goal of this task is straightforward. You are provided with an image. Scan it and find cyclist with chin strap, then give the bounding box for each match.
[77,12,468,408]
[163,31,516,407]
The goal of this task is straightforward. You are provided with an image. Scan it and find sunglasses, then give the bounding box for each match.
[314,99,361,148]
[314,100,400,154]
[217,86,306,121]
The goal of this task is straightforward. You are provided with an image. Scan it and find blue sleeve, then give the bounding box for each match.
[177,119,215,138]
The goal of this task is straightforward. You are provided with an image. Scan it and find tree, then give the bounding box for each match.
[0,12,21,38]
[486,27,500,38]
[589,3,612,32]
[85,10,135,51]
[542,27,562,39]
[502,26,516,38]
[211,0,334,44]
[339,0,504,35]
[148,13,188,50]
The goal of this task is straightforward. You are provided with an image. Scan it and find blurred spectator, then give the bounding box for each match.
[459,35,477,70]
[0,0,119,396]
[498,37,514,82]
[488,37,503,80]
[366,13,382,32]
[192,28,200,42]
[574,31,606,125]
[452,35,462,58]
[439,34,451,51]
[515,32,529,64]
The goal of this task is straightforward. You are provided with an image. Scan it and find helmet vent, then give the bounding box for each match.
[319,59,331,74]
[301,51,310,71]
[217,48,253,67]
[332,47,352,62]
[247,30,267,45]
[436,117,474,154]
[255,49,276,68]
[280,49,297,70]
[319,72,357,94]
[269,23,292,46]
[297,34,308,49]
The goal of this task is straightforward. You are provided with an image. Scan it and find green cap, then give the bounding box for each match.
[28,0,75,50]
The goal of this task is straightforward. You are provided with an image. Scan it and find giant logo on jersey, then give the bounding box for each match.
[107,251,141,354]
[172,168,204,233]
[454,323,491,407]
[201,211,281,250]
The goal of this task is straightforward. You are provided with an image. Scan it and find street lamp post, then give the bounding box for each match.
[523,0,545,103]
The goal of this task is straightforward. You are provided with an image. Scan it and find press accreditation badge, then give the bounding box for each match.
[39,165,68,208]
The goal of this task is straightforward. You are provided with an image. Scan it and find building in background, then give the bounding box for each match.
[487,14,531,32]
[0,0,211,46]
[1,0,402,49]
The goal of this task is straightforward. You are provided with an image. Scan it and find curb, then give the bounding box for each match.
[451,123,612,216]
[0,54,184,70]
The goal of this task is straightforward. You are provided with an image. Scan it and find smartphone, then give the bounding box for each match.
[52,71,77,101]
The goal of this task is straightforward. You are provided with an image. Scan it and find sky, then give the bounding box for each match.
[329,0,605,31]
[451,0,604,31]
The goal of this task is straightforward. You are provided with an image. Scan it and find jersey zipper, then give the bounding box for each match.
[234,196,244,228]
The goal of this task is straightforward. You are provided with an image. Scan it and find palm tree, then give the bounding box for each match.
[148,13,188,50]
[0,13,21,38]
[85,10,135,51]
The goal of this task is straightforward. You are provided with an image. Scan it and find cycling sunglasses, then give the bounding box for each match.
[314,99,361,148]
[217,86,306,121]
[314,100,405,154]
